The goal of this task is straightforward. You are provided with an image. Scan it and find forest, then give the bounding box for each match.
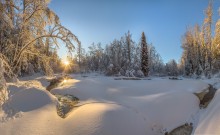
[0,1,219,80]
[1,1,220,135]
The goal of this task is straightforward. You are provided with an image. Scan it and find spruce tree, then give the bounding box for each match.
[141,32,149,76]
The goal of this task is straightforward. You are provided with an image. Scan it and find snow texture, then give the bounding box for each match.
[0,74,213,135]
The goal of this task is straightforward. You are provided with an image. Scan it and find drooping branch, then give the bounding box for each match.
[12,24,80,72]
[1,0,81,77]
[0,53,15,78]
[23,7,45,24]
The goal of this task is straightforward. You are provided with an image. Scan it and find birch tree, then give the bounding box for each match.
[0,0,80,77]
[212,10,220,72]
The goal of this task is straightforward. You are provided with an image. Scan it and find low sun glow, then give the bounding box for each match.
[63,79,67,83]
[63,60,70,66]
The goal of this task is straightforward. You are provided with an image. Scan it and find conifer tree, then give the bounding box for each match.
[141,32,149,76]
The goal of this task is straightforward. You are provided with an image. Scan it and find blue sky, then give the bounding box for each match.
[49,0,220,63]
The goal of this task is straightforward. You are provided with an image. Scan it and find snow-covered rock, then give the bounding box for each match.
[0,75,212,135]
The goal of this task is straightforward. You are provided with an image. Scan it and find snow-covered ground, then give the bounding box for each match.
[0,73,219,135]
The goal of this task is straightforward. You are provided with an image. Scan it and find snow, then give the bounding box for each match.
[0,74,214,135]
[6,88,56,112]
[194,89,220,134]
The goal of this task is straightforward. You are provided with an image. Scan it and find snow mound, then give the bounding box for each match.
[67,103,147,135]
[5,88,56,112]
[194,89,220,134]
[7,79,46,97]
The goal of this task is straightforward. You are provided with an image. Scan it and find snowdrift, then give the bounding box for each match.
[0,75,212,135]
[194,89,220,134]
[5,88,57,112]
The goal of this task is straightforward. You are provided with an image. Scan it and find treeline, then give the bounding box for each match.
[180,2,220,77]
[0,0,80,78]
[71,31,178,77]
[71,2,220,78]
[0,0,167,80]
[1,0,219,79]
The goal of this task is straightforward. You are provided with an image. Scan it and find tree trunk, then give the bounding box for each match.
[0,60,8,105]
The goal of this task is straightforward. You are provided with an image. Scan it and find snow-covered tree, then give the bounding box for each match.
[125,31,133,66]
[0,60,7,105]
[180,2,220,77]
[82,31,163,77]
[74,42,86,73]
[105,39,123,75]
[148,44,164,75]
[212,15,220,72]
[120,31,135,72]
[165,59,178,76]
[87,43,105,72]
[203,1,213,73]
[0,0,80,77]
[141,32,149,77]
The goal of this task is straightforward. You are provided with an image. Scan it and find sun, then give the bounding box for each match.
[63,60,69,66]
[62,58,70,66]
